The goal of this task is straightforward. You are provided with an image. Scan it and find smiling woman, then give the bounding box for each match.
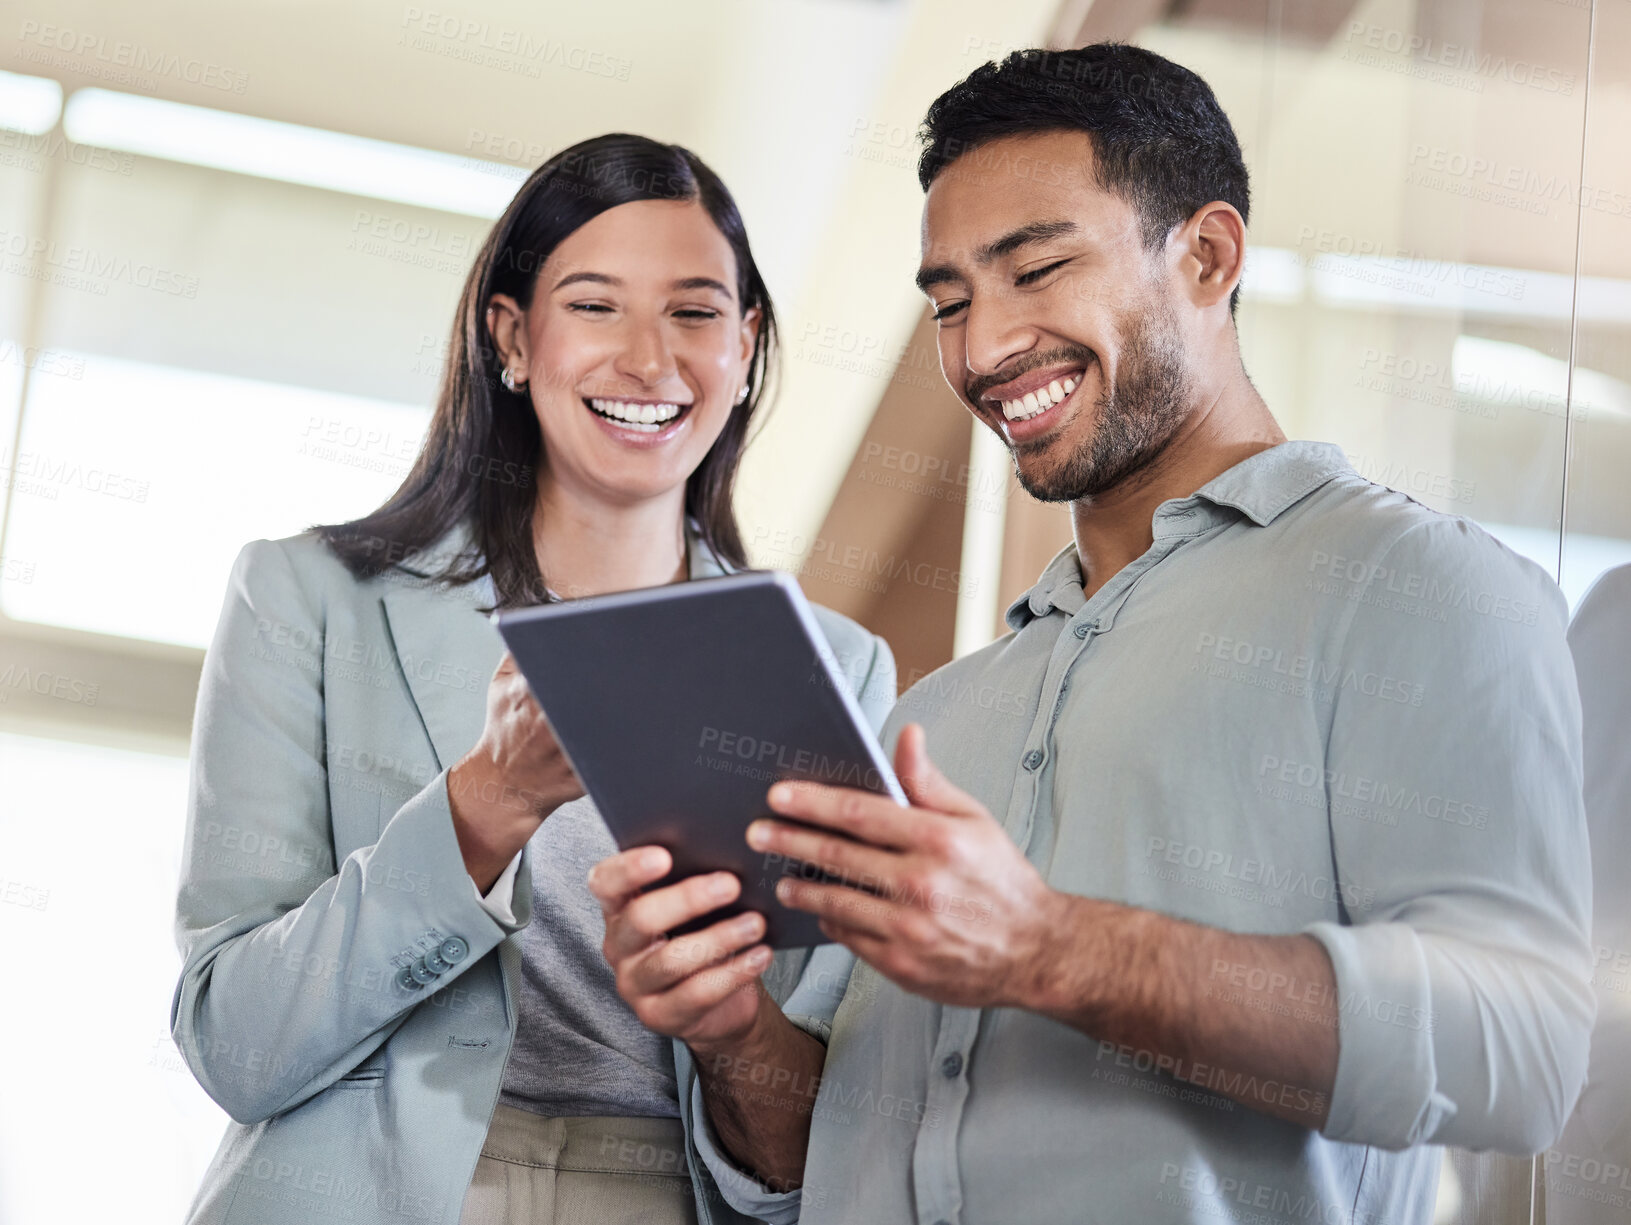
[170,132,898,1225]
[316,132,777,604]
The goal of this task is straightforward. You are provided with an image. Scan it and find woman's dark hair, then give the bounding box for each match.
[314,133,777,608]
[918,44,1250,316]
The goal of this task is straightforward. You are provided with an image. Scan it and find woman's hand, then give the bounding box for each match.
[449,651,584,891]
[588,847,774,1053]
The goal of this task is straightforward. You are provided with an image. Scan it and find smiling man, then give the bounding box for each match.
[641,42,1597,1225]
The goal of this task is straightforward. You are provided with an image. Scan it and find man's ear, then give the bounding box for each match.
[1174,201,1246,311]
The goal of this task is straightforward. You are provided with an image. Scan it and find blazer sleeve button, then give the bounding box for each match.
[439,936,469,964]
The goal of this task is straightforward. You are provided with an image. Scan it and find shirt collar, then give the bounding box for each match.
[1189,439,1351,527]
[1004,440,1351,630]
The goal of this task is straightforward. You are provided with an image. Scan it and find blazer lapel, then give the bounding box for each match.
[379,521,504,772]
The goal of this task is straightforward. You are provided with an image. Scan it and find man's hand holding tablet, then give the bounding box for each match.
[747,722,1063,1010]
[588,719,1059,1041]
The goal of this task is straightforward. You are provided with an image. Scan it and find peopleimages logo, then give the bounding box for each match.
[1192,632,1426,707]
[1145,836,1376,913]
[1257,755,1490,831]
[696,727,884,791]
[1342,21,1576,95]
[1308,551,1540,626]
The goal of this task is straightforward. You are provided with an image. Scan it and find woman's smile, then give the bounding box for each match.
[583,395,695,444]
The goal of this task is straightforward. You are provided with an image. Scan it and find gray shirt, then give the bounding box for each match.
[492,796,680,1118]
[699,440,1595,1225]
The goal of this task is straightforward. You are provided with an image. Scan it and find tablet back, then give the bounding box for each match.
[493,570,902,948]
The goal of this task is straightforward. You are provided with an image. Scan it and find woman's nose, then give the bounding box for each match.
[616,318,675,385]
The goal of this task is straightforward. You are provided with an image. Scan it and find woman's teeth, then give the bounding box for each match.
[587,398,685,433]
[1001,375,1078,422]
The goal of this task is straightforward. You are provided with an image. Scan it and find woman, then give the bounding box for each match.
[172,133,896,1225]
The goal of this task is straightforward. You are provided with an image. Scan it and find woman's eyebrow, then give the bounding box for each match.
[551,271,733,297]
[553,271,619,292]
[671,276,733,296]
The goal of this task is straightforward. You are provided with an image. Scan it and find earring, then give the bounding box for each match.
[501,367,526,393]
[735,384,749,405]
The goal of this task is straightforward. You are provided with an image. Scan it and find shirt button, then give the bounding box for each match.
[940,1052,964,1078]
[1072,622,1090,639]
[1023,750,1043,770]
[440,936,469,963]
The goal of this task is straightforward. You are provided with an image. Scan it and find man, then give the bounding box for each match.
[591,43,1594,1224]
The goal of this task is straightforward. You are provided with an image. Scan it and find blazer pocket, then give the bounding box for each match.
[334,1068,386,1088]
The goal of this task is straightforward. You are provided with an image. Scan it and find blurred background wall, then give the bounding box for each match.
[0,1,1625,1221]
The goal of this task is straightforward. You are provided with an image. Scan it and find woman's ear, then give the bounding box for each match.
[737,304,761,389]
[485,293,528,371]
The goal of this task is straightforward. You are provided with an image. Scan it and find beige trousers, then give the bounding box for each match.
[458,1104,698,1225]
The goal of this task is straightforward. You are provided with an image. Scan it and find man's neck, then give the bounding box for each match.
[1069,370,1284,601]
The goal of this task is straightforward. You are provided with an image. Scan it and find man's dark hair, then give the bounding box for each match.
[918,44,1251,316]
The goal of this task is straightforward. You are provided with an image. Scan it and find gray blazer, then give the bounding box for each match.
[172,517,895,1225]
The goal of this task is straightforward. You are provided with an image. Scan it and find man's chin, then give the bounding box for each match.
[1011,450,1088,503]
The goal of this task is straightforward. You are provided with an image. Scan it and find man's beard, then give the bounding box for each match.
[1010,301,1191,503]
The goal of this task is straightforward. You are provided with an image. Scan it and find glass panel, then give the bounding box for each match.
[1,350,429,647]
[1562,4,1631,603]
[0,729,226,1225]
[1147,0,1593,593]
[1552,6,1631,1222]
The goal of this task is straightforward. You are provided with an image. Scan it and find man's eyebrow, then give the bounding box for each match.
[977,219,1079,263]
[915,219,1080,295]
[915,263,962,294]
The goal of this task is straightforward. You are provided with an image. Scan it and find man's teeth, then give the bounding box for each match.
[1000,375,1078,422]
[587,398,685,432]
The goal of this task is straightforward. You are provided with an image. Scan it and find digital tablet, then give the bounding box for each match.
[491,570,905,948]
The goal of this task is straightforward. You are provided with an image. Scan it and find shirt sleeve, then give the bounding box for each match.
[688,1001,842,1224]
[855,633,899,737]
[471,850,524,926]
[1304,516,1595,1153]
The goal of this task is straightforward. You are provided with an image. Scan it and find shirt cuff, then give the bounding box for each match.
[471,850,523,926]
[1304,919,1457,1149]
[689,1013,830,1225]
